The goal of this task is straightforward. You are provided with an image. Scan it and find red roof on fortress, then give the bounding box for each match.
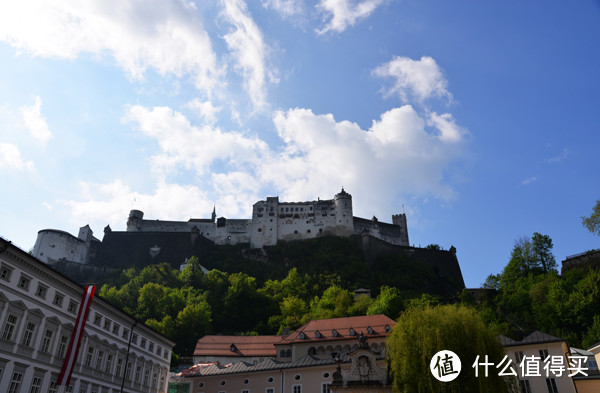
[194,335,283,357]
[276,314,396,345]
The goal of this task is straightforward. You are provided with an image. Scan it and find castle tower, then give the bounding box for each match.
[78,224,93,245]
[127,210,144,231]
[211,206,216,223]
[334,188,354,235]
[392,213,409,246]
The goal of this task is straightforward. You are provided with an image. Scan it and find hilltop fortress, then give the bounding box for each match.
[33,189,409,266]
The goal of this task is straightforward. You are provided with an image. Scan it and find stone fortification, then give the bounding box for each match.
[33,189,409,266]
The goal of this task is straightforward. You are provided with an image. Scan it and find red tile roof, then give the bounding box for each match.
[276,314,395,345]
[194,335,282,357]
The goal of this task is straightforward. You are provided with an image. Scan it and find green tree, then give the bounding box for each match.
[174,301,212,355]
[531,232,556,273]
[180,256,204,288]
[278,295,308,331]
[387,304,508,393]
[582,199,600,236]
[367,286,405,319]
[308,285,355,320]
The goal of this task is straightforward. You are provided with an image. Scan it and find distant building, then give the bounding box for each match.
[32,189,409,266]
[561,249,600,274]
[500,331,578,393]
[193,335,283,365]
[175,314,395,393]
[0,237,174,393]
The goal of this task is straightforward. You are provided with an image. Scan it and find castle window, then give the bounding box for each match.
[294,230,298,234]
[307,230,311,233]
[258,228,262,232]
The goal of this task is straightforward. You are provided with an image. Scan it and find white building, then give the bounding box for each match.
[0,237,175,393]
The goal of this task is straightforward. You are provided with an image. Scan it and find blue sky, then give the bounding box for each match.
[1,0,599,288]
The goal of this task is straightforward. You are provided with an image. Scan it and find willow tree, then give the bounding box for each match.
[387,304,510,393]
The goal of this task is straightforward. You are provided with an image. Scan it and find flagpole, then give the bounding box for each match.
[120,320,138,393]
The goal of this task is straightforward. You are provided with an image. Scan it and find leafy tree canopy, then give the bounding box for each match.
[387,304,508,393]
[582,199,600,236]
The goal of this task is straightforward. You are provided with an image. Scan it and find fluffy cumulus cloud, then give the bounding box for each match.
[316,0,384,34]
[269,106,466,213]
[122,104,270,178]
[0,0,220,93]
[20,96,52,146]
[114,101,463,216]
[373,56,452,104]
[220,0,276,111]
[0,143,35,172]
[61,179,216,230]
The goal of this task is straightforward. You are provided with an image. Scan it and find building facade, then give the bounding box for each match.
[173,315,395,393]
[0,237,174,393]
[33,189,409,265]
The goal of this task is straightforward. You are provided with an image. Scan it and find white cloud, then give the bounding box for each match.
[373,56,452,104]
[522,176,537,185]
[62,179,216,230]
[20,96,52,146]
[545,148,569,164]
[0,0,220,94]
[122,104,270,177]
[220,0,276,111]
[68,99,468,230]
[262,0,303,17]
[0,143,35,171]
[316,0,384,34]
[185,98,222,124]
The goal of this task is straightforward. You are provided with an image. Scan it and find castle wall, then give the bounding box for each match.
[353,216,409,247]
[33,229,89,264]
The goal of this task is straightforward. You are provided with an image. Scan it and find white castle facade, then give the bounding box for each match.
[33,189,409,265]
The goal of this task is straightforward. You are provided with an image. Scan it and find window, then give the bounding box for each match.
[95,350,104,369]
[242,390,249,393]
[135,365,141,383]
[156,346,161,356]
[539,349,549,360]
[520,379,532,393]
[53,294,64,307]
[103,319,111,330]
[68,301,77,314]
[516,351,524,364]
[140,337,146,348]
[40,329,54,353]
[57,335,68,358]
[152,371,158,388]
[321,383,331,393]
[122,329,129,340]
[112,323,120,335]
[545,378,559,393]
[144,369,150,386]
[35,284,48,299]
[293,385,302,393]
[2,314,18,341]
[266,389,274,393]
[132,333,138,345]
[85,346,94,367]
[116,358,123,377]
[149,342,154,352]
[21,322,36,347]
[17,275,30,290]
[48,381,58,393]
[8,372,23,393]
[125,362,132,380]
[0,265,12,281]
[105,354,113,373]
[93,313,102,326]
[29,377,42,393]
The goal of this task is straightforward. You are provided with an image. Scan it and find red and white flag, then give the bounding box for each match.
[57,285,96,388]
